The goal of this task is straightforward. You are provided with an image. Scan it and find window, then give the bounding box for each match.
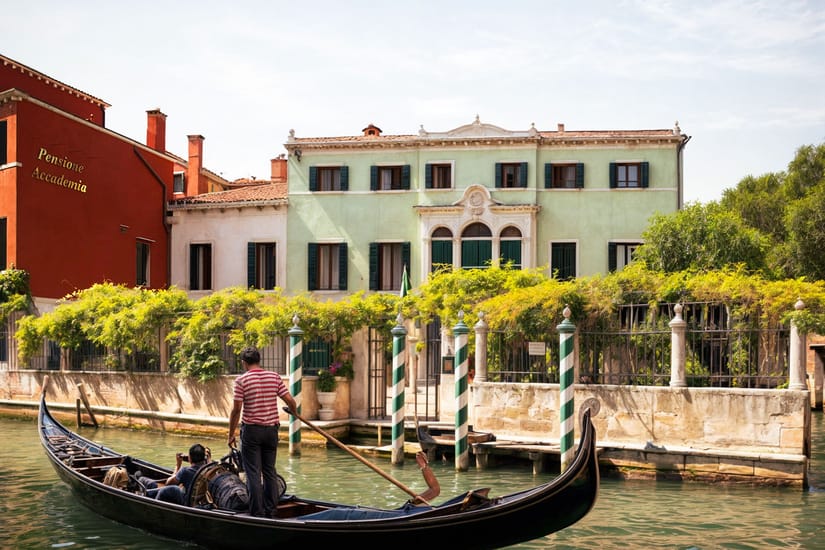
[461,223,492,269]
[551,242,576,280]
[609,242,641,272]
[309,166,349,191]
[173,172,185,194]
[370,165,410,190]
[248,242,277,290]
[425,163,453,189]
[308,243,348,291]
[0,217,6,270]
[136,241,150,287]
[544,163,584,189]
[499,226,522,269]
[189,243,212,290]
[609,162,649,188]
[369,242,410,291]
[495,162,528,188]
[0,120,7,165]
[431,227,453,272]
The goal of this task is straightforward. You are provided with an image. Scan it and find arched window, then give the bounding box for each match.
[461,223,492,269]
[430,227,453,272]
[499,226,522,269]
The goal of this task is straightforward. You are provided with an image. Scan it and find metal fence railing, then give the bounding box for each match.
[11,302,794,389]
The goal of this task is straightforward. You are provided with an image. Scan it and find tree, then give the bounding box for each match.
[634,201,769,274]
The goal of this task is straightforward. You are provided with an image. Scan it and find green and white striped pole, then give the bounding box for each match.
[288,314,303,456]
[557,306,575,472]
[391,312,407,465]
[453,311,470,471]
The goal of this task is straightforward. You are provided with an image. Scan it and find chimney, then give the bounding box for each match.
[146,109,167,152]
[187,135,206,195]
[557,123,565,132]
[271,155,287,183]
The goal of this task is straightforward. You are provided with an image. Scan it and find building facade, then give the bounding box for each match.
[0,54,229,314]
[283,117,690,297]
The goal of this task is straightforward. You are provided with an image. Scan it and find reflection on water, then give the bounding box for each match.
[4,411,825,549]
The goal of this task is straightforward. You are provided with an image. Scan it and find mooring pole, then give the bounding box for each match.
[288,314,303,456]
[454,311,470,471]
[557,306,576,472]
[391,312,407,465]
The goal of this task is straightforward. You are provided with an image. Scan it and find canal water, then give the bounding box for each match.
[4,411,825,549]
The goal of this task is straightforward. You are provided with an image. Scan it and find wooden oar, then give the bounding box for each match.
[284,407,430,506]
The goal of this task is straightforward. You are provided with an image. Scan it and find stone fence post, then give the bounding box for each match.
[669,303,687,387]
[790,298,807,391]
[474,312,488,383]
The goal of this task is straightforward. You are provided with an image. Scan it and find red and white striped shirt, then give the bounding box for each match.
[233,368,289,426]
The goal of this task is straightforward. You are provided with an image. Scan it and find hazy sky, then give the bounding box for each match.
[4,0,824,203]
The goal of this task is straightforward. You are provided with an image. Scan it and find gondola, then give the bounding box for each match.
[38,391,599,549]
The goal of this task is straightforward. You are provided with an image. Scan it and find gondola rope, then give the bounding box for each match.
[454,311,470,471]
[557,306,575,471]
[391,313,407,465]
[289,316,303,453]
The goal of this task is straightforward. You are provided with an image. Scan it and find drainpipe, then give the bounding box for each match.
[677,134,692,209]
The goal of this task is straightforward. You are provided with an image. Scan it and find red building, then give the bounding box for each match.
[0,54,227,311]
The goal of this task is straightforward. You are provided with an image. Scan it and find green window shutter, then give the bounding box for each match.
[370,166,379,191]
[402,242,410,273]
[189,245,198,290]
[309,167,318,191]
[247,242,256,288]
[479,240,492,267]
[425,164,433,188]
[519,162,528,188]
[307,243,318,291]
[401,165,411,189]
[576,163,584,188]
[608,243,617,272]
[431,241,452,269]
[340,166,349,191]
[494,163,502,188]
[609,163,617,189]
[552,243,576,280]
[501,240,521,267]
[544,163,552,188]
[461,241,476,268]
[641,162,650,188]
[338,243,348,290]
[368,243,379,290]
[0,121,7,165]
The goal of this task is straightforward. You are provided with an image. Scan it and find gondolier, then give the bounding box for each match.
[228,346,298,518]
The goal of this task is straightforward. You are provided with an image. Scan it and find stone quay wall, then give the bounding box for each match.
[0,370,810,485]
[470,382,810,485]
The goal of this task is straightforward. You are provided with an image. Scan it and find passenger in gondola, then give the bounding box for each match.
[141,443,211,504]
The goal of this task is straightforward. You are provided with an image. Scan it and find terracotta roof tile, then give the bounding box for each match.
[169,181,287,207]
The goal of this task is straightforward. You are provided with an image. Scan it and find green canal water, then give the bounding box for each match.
[3,411,825,549]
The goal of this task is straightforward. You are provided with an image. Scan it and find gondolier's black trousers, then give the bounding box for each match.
[240,423,280,517]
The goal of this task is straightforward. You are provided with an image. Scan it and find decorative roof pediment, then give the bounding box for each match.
[419,115,538,139]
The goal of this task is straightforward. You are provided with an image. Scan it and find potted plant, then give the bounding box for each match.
[317,367,337,393]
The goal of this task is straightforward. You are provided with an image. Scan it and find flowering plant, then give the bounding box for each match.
[316,360,354,392]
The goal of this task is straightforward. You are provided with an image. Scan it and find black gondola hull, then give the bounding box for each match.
[39,394,599,549]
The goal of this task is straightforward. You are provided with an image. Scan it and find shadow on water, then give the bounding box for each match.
[4,410,825,549]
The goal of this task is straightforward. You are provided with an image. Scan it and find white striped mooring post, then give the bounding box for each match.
[453,311,470,471]
[288,315,303,456]
[557,306,575,472]
[391,313,407,465]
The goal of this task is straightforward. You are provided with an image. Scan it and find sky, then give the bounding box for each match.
[4,0,824,204]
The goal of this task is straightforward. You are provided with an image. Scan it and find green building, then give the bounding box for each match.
[284,117,689,295]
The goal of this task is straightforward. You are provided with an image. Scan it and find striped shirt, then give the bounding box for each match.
[233,368,289,426]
